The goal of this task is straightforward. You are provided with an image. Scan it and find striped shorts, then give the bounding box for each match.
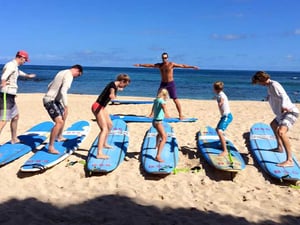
[0,92,18,121]
[278,111,299,129]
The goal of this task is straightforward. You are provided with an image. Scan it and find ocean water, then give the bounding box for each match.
[2,65,300,102]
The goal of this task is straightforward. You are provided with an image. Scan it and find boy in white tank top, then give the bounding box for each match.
[213,81,233,156]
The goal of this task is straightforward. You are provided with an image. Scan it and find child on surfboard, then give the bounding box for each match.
[91,74,131,159]
[213,81,233,157]
[252,71,299,167]
[151,88,170,162]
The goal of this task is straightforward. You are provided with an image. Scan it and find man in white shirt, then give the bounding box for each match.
[252,71,299,167]
[0,50,36,143]
[43,64,83,154]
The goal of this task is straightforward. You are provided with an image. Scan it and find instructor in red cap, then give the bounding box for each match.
[0,50,36,143]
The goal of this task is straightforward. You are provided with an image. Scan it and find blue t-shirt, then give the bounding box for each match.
[153,98,165,120]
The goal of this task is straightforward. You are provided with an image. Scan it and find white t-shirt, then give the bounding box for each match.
[43,69,73,107]
[1,59,27,95]
[216,91,231,116]
[267,80,299,119]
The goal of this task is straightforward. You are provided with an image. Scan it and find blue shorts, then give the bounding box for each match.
[159,81,177,99]
[217,113,233,131]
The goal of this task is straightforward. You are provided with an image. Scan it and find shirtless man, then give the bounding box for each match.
[134,52,199,119]
[43,64,83,154]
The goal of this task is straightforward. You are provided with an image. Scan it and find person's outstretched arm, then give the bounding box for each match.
[172,62,199,70]
[134,63,160,68]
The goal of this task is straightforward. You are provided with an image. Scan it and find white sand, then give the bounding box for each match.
[0,94,299,225]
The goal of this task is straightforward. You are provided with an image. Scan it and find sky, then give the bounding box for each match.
[0,0,300,71]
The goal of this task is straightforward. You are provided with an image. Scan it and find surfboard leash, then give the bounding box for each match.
[2,92,7,121]
[172,166,201,174]
[289,184,300,189]
[227,145,234,168]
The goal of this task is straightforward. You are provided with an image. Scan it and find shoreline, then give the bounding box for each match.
[0,93,299,224]
[16,92,284,102]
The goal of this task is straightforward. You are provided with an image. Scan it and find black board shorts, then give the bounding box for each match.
[44,101,64,121]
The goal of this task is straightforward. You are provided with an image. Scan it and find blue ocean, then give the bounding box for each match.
[3,65,300,102]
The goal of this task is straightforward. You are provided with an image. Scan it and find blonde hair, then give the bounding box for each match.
[213,81,224,92]
[252,71,270,84]
[157,88,169,98]
[116,73,131,84]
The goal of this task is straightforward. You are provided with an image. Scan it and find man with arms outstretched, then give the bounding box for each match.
[134,52,199,119]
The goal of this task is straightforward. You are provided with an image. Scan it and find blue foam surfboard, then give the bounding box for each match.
[110,114,197,123]
[110,99,153,105]
[249,123,300,181]
[0,121,53,167]
[20,120,90,172]
[141,122,179,174]
[86,119,129,173]
[197,126,245,172]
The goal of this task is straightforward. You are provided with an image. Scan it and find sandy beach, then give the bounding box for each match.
[0,93,299,225]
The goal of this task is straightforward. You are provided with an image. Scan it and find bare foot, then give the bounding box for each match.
[179,114,185,120]
[218,151,228,157]
[155,156,164,162]
[277,145,284,153]
[104,144,113,149]
[96,154,109,159]
[11,138,20,144]
[48,147,60,154]
[57,136,67,142]
[277,160,294,167]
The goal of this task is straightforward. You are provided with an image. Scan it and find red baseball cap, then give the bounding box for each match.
[16,50,30,62]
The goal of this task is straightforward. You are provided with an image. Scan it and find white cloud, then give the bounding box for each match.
[234,13,244,18]
[286,54,294,61]
[294,29,300,35]
[211,33,247,40]
[0,55,11,62]
[36,54,64,60]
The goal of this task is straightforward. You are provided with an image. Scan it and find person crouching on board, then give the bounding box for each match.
[151,88,170,162]
[91,74,131,159]
[252,71,299,167]
[213,81,233,157]
[43,64,83,154]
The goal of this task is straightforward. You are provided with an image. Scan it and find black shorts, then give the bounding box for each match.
[44,101,64,121]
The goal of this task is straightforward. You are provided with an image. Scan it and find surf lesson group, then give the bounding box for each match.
[0,50,299,175]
